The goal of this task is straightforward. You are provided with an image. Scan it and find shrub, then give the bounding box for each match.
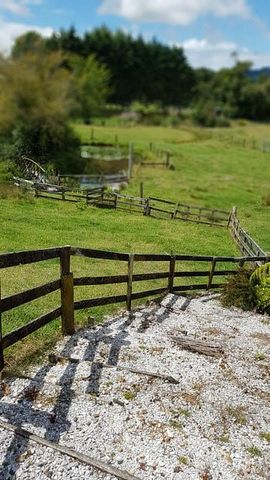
[250,263,270,314]
[221,269,256,311]
[192,101,230,127]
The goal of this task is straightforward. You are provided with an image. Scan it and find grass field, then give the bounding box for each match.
[1,121,269,370]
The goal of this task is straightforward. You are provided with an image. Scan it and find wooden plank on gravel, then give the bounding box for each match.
[48,354,179,384]
[0,419,141,480]
[170,335,224,357]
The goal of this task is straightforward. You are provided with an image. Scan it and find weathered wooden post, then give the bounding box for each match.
[144,198,151,216]
[0,281,4,372]
[168,255,176,293]
[128,143,133,180]
[207,258,217,290]
[60,246,75,335]
[140,182,144,201]
[127,254,134,311]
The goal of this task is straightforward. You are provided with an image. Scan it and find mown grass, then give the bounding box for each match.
[1,120,270,371]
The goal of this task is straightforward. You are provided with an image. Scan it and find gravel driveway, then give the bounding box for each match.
[0,294,269,480]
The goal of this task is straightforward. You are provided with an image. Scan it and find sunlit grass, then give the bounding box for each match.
[1,120,269,370]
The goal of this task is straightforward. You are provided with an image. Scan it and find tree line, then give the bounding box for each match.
[1,26,270,173]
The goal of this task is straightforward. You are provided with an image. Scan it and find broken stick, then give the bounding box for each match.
[48,354,179,384]
[0,418,141,480]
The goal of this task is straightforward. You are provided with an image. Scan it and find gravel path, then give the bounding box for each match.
[0,294,269,480]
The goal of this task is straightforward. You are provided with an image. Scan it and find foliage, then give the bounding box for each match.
[221,269,256,311]
[250,263,270,314]
[193,61,270,122]
[0,50,82,172]
[192,100,230,127]
[45,26,195,107]
[69,54,110,123]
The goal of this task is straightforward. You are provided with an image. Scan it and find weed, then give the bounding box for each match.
[123,390,137,401]
[171,408,190,418]
[218,434,230,443]
[246,446,262,457]
[255,352,266,361]
[178,456,188,465]
[169,419,183,430]
[260,432,270,442]
[225,406,247,425]
[221,269,256,311]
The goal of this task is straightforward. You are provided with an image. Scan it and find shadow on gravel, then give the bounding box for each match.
[0,297,187,477]
[0,314,134,478]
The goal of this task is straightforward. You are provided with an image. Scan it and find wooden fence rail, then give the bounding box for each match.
[228,207,267,263]
[0,245,268,370]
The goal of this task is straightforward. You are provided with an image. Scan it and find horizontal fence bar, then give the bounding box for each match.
[0,247,62,269]
[149,197,229,214]
[1,279,61,313]
[74,295,127,310]
[131,287,167,300]
[174,270,237,278]
[173,284,225,292]
[74,275,128,286]
[71,247,129,261]
[2,307,62,349]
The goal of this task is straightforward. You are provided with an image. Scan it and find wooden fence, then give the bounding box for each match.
[0,245,268,370]
[94,193,230,227]
[56,173,129,187]
[228,207,267,263]
[141,149,172,168]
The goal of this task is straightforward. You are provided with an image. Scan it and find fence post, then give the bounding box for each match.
[207,258,217,290]
[60,246,75,335]
[114,193,118,209]
[127,254,134,311]
[144,198,151,216]
[128,143,133,180]
[0,281,4,372]
[168,255,176,293]
[140,182,144,201]
[172,202,179,220]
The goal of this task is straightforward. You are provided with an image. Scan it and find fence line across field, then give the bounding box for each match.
[0,244,268,370]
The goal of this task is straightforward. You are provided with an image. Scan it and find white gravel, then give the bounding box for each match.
[0,294,269,480]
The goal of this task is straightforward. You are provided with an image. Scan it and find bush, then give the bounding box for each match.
[221,269,256,311]
[250,263,270,314]
[192,101,230,127]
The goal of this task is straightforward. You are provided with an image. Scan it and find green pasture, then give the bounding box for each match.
[1,121,269,370]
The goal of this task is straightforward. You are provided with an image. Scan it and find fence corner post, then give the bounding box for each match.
[60,246,75,335]
[168,255,176,293]
[127,254,134,311]
[0,280,4,372]
[207,258,217,290]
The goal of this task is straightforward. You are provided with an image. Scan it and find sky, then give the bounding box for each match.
[1,0,270,70]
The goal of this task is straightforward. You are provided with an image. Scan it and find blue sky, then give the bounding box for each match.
[0,0,270,69]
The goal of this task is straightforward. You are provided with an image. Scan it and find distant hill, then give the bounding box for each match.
[247,67,270,80]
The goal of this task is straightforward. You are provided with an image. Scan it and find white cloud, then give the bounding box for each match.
[99,0,250,25]
[0,1,42,16]
[0,19,53,53]
[179,38,270,70]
